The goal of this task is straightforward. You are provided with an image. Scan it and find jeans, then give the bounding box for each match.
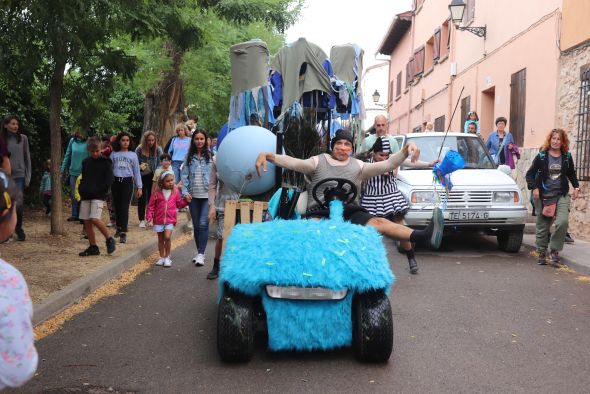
[13,177,25,232]
[69,175,80,218]
[171,161,183,186]
[534,194,570,252]
[189,197,209,254]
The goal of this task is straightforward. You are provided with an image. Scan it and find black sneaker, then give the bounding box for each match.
[66,216,79,222]
[15,228,25,241]
[537,250,547,265]
[564,233,574,244]
[106,237,116,254]
[119,233,127,244]
[79,245,100,257]
[408,257,419,274]
[549,250,561,267]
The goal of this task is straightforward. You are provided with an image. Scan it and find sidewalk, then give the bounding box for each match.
[522,233,590,276]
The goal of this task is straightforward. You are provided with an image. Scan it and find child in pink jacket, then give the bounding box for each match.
[146,171,189,267]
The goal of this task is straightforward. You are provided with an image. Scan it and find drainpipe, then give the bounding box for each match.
[407,11,416,132]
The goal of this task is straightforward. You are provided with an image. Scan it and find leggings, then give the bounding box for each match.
[189,197,209,254]
[111,177,134,233]
[137,173,153,221]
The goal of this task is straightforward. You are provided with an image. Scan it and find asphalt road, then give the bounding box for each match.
[14,234,590,394]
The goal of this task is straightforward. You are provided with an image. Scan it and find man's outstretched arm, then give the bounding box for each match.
[255,152,317,176]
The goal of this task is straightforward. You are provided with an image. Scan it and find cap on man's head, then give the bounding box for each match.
[330,129,354,150]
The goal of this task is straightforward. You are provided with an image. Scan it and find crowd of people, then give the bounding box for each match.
[0,110,583,389]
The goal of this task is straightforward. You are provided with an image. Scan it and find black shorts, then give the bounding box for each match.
[306,203,374,226]
[343,204,374,225]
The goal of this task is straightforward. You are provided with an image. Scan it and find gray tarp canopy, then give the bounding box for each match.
[270,37,332,117]
[230,39,270,95]
[330,44,364,87]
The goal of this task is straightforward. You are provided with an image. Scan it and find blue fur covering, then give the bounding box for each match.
[220,201,395,351]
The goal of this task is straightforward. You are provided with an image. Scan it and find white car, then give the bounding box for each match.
[393,132,527,252]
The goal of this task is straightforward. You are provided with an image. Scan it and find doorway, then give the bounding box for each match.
[480,86,495,138]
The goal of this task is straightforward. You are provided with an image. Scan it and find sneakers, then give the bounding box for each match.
[106,237,116,254]
[15,228,26,241]
[163,257,172,267]
[79,245,100,257]
[155,257,165,266]
[430,207,444,249]
[139,220,146,228]
[564,233,574,244]
[119,233,127,244]
[537,250,547,265]
[193,253,205,266]
[66,216,79,222]
[549,250,561,267]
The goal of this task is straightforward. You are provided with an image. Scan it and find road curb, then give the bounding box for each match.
[33,224,189,326]
[522,237,590,277]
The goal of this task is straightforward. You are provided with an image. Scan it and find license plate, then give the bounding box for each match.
[448,211,489,220]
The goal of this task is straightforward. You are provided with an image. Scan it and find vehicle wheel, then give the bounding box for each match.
[217,286,255,362]
[497,229,523,253]
[352,290,393,362]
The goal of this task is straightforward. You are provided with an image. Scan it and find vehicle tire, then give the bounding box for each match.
[497,229,523,253]
[352,290,394,362]
[217,286,255,362]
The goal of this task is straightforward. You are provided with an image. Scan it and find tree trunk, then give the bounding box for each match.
[49,58,66,235]
[143,41,186,147]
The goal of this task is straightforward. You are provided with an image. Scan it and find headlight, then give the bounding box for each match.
[493,191,519,203]
[265,285,348,300]
[411,191,436,204]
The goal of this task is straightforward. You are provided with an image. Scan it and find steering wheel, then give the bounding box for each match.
[311,177,358,208]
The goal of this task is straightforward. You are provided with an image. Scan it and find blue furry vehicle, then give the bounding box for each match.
[217,179,395,362]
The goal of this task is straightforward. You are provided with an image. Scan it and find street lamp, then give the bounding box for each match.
[448,0,486,39]
[372,89,387,108]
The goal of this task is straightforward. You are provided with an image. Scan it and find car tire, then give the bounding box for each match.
[217,286,255,362]
[497,229,523,253]
[352,290,394,363]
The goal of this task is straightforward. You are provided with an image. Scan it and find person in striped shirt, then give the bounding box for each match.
[361,136,435,274]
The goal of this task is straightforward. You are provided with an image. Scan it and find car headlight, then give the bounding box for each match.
[411,191,436,204]
[493,191,519,203]
[265,285,348,300]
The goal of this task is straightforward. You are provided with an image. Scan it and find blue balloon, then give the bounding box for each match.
[216,125,277,196]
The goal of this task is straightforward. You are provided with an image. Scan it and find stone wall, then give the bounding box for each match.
[554,42,590,240]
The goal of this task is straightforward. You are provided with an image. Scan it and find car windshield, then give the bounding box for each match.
[402,135,496,169]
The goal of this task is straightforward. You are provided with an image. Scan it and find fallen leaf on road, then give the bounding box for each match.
[575,276,590,283]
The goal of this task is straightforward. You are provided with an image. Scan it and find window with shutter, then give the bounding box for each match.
[464,0,475,24]
[434,115,445,132]
[388,80,393,105]
[405,62,411,88]
[433,28,441,61]
[509,68,526,146]
[425,37,434,71]
[414,47,425,76]
[461,96,471,127]
[575,64,590,180]
[396,72,402,97]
